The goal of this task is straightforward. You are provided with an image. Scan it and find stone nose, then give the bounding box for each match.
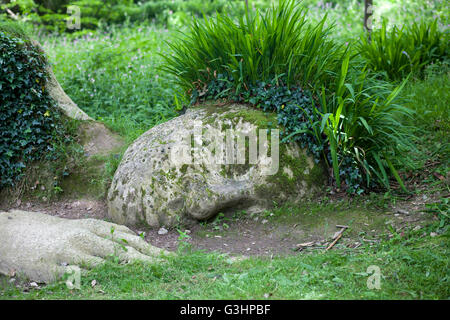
[186,180,253,221]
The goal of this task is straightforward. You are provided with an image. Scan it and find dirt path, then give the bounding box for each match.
[2,192,439,257]
[143,196,438,256]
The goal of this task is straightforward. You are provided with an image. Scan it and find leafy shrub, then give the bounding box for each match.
[358,19,449,80]
[162,0,347,169]
[423,197,449,232]
[0,23,66,188]
[311,60,414,193]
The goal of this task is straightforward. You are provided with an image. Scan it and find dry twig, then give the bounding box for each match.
[326,225,348,251]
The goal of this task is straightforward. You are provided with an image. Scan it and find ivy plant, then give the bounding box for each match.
[0,25,66,188]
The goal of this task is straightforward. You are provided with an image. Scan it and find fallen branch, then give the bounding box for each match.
[326,225,348,251]
[425,160,441,168]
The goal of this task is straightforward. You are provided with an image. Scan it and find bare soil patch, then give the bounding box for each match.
[1,192,438,257]
[11,199,108,221]
[141,197,437,256]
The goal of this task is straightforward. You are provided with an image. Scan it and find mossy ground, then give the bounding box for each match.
[197,102,278,129]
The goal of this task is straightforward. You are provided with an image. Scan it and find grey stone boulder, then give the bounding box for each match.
[0,210,167,283]
[107,103,325,228]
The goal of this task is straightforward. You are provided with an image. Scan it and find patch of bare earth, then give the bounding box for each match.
[140,192,440,256]
[0,192,440,257]
[78,121,124,157]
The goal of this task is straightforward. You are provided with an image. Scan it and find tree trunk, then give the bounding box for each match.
[364,0,373,38]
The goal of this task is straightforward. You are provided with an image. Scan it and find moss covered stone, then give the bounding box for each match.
[107,103,325,228]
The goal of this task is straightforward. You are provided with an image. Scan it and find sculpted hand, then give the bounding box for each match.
[0,210,169,283]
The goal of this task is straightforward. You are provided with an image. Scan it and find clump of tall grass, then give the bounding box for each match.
[358,19,449,80]
[161,0,347,94]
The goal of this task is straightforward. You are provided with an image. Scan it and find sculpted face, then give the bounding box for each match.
[107,104,324,228]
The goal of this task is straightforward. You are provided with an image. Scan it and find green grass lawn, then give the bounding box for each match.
[1,219,448,300]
